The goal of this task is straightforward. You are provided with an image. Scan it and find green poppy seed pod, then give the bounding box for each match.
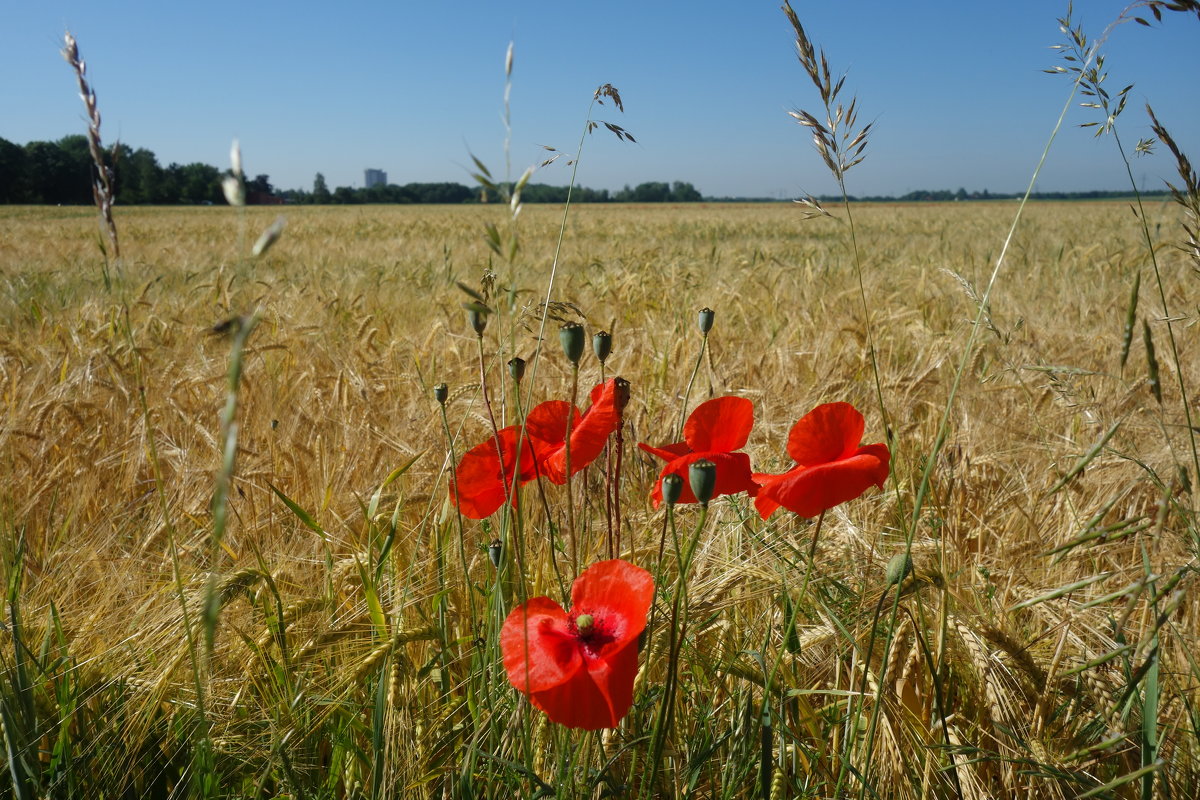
[468,306,488,336]
[689,459,717,506]
[592,330,612,364]
[574,614,594,635]
[507,357,526,382]
[488,538,503,568]
[434,383,449,405]
[697,307,715,335]
[661,473,684,507]
[885,553,913,587]
[559,322,585,364]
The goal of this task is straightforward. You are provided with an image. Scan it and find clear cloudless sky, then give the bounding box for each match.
[2,1,1197,198]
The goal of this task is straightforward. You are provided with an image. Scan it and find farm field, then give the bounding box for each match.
[2,199,1199,798]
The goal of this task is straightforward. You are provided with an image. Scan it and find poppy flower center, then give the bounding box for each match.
[569,611,615,657]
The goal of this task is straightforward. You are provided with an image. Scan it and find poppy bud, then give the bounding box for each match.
[434,383,449,405]
[559,322,585,364]
[508,357,526,382]
[661,473,684,507]
[465,301,490,336]
[592,330,612,364]
[697,307,715,335]
[488,538,503,568]
[885,553,913,587]
[688,459,717,506]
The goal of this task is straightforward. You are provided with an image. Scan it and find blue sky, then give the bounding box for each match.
[3,1,1197,198]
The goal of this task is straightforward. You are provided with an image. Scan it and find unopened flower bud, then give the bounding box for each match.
[592,330,612,364]
[488,538,503,568]
[508,357,526,382]
[661,473,684,507]
[689,459,717,506]
[464,302,489,336]
[559,322,585,364]
[885,553,913,587]
[434,383,449,405]
[697,307,715,335]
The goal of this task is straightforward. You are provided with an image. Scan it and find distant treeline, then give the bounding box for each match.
[0,135,1168,206]
[0,135,704,206]
[825,188,1174,203]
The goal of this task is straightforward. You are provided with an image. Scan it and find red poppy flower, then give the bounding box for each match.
[451,379,626,519]
[638,396,759,506]
[501,559,654,730]
[753,402,890,519]
[524,379,625,485]
[450,426,538,520]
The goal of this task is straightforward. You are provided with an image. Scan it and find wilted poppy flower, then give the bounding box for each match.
[451,379,626,518]
[753,402,890,519]
[638,396,758,506]
[501,559,654,730]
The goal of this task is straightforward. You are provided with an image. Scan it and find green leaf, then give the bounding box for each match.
[267,482,328,541]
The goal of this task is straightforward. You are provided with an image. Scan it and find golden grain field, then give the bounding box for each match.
[2,200,1197,798]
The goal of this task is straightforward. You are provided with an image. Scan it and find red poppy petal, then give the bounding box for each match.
[751,469,795,519]
[540,382,621,484]
[451,427,527,519]
[501,596,580,695]
[570,560,654,647]
[756,445,889,518]
[786,402,866,467]
[683,396,754,452]
[527,637,640,729]
[650,451,758,507]
[637,440,692,463]
[570,379,622,458]
[524,401,573,451]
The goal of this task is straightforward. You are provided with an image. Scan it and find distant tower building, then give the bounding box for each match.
[364,168,387,188]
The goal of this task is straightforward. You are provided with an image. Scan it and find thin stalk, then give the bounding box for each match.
[645,502,708,796]
[122,307,206,721]
[564,361,579,574]
[476,334,508,508]
[798,510,827,601]
[613,417,625,557]
[1112,128,1200,492]
[438,402,478,634]
[520,94,603,430]
[860,46,1103,799]
[677,332,708,440]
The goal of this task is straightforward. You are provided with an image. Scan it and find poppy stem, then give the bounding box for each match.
[676,331,709,440]
[437,400,478,639]
[604,441,614,559]
[647,503,708,794]
[565,361,579,574]
[476,334,509,509]
[613,418,624,557]
[799,509,827,600]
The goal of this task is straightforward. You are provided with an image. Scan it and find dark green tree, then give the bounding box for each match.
[246,174,274,199]
[312,172,331,204]
[172,162,221,204]
[670,181,702,202]
[0,137,29,203]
